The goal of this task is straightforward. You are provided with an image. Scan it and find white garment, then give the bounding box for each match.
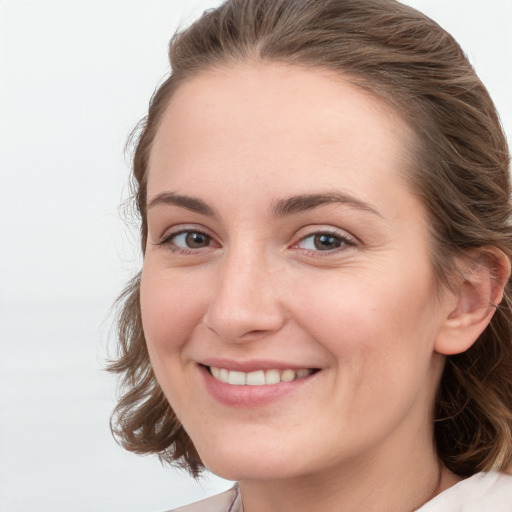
[415,471,512,511]
[169,472,512,511]
[169,486,240,512]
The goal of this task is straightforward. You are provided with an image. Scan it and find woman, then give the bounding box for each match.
[109,0,512,510]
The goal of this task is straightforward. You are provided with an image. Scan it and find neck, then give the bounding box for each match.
[238,431,461,512]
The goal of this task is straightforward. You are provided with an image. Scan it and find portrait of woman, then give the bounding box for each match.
[108,0,512,510]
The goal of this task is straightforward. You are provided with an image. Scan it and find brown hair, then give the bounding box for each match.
[109,0,512,477]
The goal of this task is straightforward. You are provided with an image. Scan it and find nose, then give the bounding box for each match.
[202,245,286,343]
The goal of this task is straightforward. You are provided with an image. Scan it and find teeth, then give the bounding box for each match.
[220,368,229,382]
[246,370,265,386]
[296,369,309,379]
[281,369,295,382]
[209,366,314,385]
[265,369,281,385]
[228,371,246,385]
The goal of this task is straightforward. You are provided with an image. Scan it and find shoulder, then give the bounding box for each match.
[417,472,512,511]
[166,485,241,512]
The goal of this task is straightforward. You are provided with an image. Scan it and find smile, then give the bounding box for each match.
[199,363,321,406]
[209,366,315,385]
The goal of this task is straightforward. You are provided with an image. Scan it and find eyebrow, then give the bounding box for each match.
[147,190,382,218]
[271,192,382,218]
[147,192,216,216]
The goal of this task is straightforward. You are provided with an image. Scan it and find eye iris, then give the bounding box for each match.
[185,232,210,248]
[314,234,341,250]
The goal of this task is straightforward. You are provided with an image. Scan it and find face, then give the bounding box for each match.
[141,63,453,482]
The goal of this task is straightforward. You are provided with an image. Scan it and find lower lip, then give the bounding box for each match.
[199,365,317,407]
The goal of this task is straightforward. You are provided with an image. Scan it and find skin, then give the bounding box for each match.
[140,63,471,512]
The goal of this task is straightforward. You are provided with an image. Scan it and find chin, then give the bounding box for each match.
[198,444,307,482]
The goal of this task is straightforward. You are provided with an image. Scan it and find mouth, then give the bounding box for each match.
[199,362,321,406]
[205,365,319,386]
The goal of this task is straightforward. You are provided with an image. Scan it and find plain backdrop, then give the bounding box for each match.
[0,1,511,511]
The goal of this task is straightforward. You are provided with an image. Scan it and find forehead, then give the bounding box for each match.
[147,62,416,210]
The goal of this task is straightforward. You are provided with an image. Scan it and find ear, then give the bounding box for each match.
[435,247,511,356]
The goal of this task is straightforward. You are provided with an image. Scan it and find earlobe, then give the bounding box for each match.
[435,247,511,356]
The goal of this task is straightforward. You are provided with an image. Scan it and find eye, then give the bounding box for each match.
[157,229,216,252]
[172,231,212,249]
[295,231,354,252]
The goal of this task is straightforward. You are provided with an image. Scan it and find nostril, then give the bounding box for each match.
[238,329,275,341]
[201,290,286,342]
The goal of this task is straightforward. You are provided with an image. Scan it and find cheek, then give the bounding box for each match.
[140,265,208,358]
[294,266,440,381]
[139,266,211,417]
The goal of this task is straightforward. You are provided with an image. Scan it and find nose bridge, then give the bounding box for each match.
[203,239,285,341]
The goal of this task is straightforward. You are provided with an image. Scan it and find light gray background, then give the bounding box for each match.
[0,1,511,511]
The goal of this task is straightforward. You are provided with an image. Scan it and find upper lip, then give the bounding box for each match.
[199,358,319,373]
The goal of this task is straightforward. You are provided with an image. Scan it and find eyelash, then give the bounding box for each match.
[156,228,356,256]
[157,229,215,255]
[293,230,356,255]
